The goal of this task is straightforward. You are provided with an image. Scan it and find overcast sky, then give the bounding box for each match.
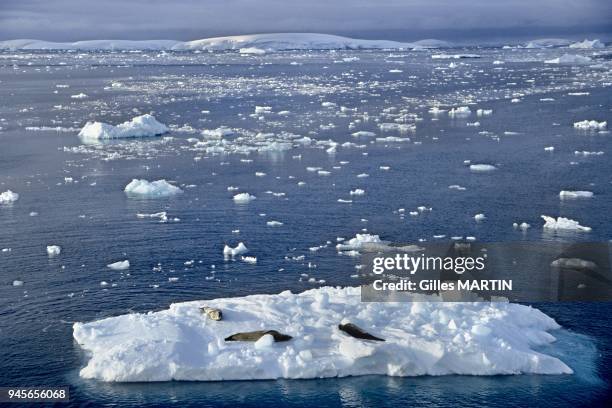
[0,0,610,41]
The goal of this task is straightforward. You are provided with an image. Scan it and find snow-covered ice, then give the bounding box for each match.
[107,260,130,270]
[544,54,592,65]
[559,191,593,199]
[469,164,497,172]
[573,120,607,130]
[79,114,169,140]
[124,179,183,198]
[0,190,19,204]
[541,216,591,232]
[568,39,605,49]
[72,286,572,382]
[223,242,249,257]
[233,193,256,203]
[46,245,61,256]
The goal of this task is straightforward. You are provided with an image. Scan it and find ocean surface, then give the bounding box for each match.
[0,46,611,406]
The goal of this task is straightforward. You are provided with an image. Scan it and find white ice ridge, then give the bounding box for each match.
[524,38,572,48]
[0,190,19,204]
[0,34,452,52]
[72,286,572,382]
[569,39,605,49]
[78,114,169,140]
[541,215,591,232]
[124,179,183,198]
[559,191,593,199]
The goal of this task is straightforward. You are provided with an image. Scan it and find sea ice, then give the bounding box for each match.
[223,242,249,257]
[233,193,256,203]
[107,260,130,270]
[79,114,169,140]
[0,190,19,204]
[46,245,61,256]
[573,120,607,130]
[568,39,605,49]
[72,286,573,382]
[544,54,591,65]
[469,164,497,172]
[559,191,593,199]
[124,179,183,198]
[541,216,591,232]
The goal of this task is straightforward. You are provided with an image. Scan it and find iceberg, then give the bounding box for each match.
[72,286,572,382]
[559,191,593,199]
[124,179,183,198]
[541,215,591,232]
[46,245,61,256]
[569,39,605,49]
[233,193,256,203]
[469,164,497,172]
[0,190,19,204]
[544,54,591,65]
[573,120,607,130]
[223,242,249,257]
[525,38,572,49]
[79,114,169,140]
[107,260,130,270]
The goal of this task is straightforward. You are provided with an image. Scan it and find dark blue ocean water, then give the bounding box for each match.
[0,47,611,406]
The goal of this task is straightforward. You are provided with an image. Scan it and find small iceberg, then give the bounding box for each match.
[559,191,593,199]
[124,179,183,198]
[223,242,249,257]
[79,114,169,140]
[233,193,256,203]
[107,260,130,270]
[569,39,605,49]
[46,245,61,256]
[544,54,591,65]
[469,164,497,172]
[0,190,19,204]
[573,120,607,130]
[541,215,591,232]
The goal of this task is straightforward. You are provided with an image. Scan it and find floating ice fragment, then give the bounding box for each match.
[469,164,497,172]
[559,191,593,199]
[233,193,256,203]
[223,243,248,257]
[573,120,607,130]
[79,114,168,140]
[107,260,130,270]
[541,216,591,232]
[124,179,183,198]
[46,245,61,256]
[0,190,19,204]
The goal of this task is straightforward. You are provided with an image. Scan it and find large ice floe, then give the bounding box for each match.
[124,179,183,198]
[72,286,572,382]
[78,114,168,140]
[0,34,451,52]
[568,39,605,49]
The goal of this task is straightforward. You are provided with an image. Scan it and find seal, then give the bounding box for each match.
[224,330,293,342]
[200,306,222,321]
[338,323,385,341]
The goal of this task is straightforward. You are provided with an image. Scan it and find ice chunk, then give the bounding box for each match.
[573,120,607,130]
[239,47,267,55]
[541,216,591,232]
[474,214,486,222]
[559,191,593,199]
[233,193,256,203]
[223,242,249,257]
[448,106,471,117]
[79,114,169,140]
[46,245,61,256]
[0,190,19,204]
[124,179,183,198]
[107,260,130,270]
[72,286,573,382]
[336,234,386,251]
[525,38,571,48]
[469,164,497,172]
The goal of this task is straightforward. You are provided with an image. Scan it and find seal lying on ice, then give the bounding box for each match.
[224,330,293,342]
[338,323,385,341]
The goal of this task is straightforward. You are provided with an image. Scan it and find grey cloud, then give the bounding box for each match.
[0,0,610,41]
